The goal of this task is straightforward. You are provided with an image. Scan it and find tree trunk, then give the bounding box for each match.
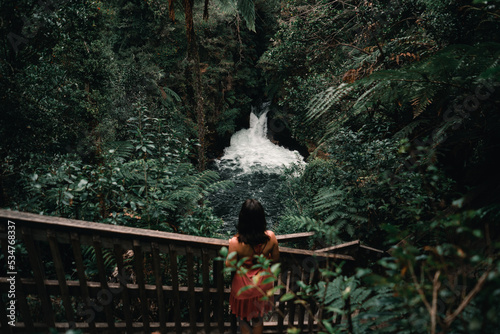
[184,0,207,171]
[203,0,209,21]
[169,0,175,22]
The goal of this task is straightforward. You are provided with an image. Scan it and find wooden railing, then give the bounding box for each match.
[0,210,357,333]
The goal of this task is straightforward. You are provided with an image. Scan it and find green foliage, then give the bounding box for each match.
[221,246,283,301]
[14,103,232,235]
[263,1,500,332]
[307,43,500,136]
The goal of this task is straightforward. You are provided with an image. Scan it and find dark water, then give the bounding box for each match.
[207,167,286,234]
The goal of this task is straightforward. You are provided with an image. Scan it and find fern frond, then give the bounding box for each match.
[393,119,427,140]
[237,0,255,32]
[307,83,353,122]
[105,141,134,160]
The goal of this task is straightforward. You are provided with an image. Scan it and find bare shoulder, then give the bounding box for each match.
[265,230,278,243]
[228,236,239,246]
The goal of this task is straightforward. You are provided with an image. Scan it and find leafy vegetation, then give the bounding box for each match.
[1,0,500,332]
[263,0,500,332]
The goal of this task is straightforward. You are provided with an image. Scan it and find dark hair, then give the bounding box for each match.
[237,199,270,246]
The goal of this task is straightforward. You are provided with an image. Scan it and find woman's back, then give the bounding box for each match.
[227,230,279,266]
[227,199,279,333]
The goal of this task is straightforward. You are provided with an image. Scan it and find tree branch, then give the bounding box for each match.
[444,267,492,326]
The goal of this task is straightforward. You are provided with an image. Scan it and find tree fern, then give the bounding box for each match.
[237,0,256,32]
[307,42,500,139]
[104,141,134,162]
[215,0,256,32]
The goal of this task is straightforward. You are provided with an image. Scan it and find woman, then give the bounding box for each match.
[226,199,280,334]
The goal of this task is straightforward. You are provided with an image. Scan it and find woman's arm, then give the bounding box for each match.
[225,237,238,267]
[267,231,280,262]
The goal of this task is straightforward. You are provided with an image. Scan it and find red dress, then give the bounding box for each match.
[229,243,274,321]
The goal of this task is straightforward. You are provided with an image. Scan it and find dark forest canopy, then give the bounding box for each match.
[1,0,500,332]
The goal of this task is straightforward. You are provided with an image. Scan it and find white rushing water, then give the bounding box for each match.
[217,104,304,174]
[211,103,305,232]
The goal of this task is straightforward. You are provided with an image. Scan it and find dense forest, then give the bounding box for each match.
[1,0,500,332]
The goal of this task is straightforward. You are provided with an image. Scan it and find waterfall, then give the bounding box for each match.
[217,103,304,174]
[211,103,305,233]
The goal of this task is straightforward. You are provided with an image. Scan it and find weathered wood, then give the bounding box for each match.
[276,270,285,332]
[47,230,75,325]
[0,209,363,333]
[360,244,385,254]
[21,227,55,327]
[151,242,167,333]
[297,268,306,331]
[276,232,315,243]
[93,235,115,331]
[14,273,33,331]
[169,246,182,334]
[133,239,150,332]
[10,320,321,333]
[280,245,355,261]
[0,209,228,249]
[71,233,97,333]
[307,268,317,333]
[230,272,237,334]
[112,242,133,333]
[186,247,197,334]
[0,235,31,332]
[0,298,12,334]
[315,240,360,253]
[214,259,225,333]
[286,268,296,328]
[201,250,211,334]
[0,277,234,301]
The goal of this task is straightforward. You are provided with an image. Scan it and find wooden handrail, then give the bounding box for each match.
[0,209,354,333]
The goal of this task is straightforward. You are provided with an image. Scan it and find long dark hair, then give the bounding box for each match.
[237,199,270,246]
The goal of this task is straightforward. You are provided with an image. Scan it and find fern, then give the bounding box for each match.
[237,0,255,32]
[104,141,134,161]
[393,119,427,140]
[307,42,500,139]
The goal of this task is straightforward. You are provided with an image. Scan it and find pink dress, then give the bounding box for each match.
[229,243,274,321]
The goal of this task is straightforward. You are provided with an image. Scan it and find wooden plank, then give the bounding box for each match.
[21,227,55,327]
[151,242,167,333]
[307,268,317,333]
[201,250,211,334]
[0,301,13,334]
[186,248,197,334]
[112,242,133,333]
[279,246,355,261]
[70,233,97,333]
[0,277,237,301]
[47,230,75,326]
[286,268,296,328]
[0,210,351,261]
[93,235,115,331]
[0,209,228,249]
[297,268,306,331]
[133,239,149,332]
[168,246,182,334]
[230,272,237,334]
[360,244,385,254]
[276,269,285,333]
[12,320,298,331]
[0,210,349,264]
[315,240,360,253]
[15,272,33,331]
[276,232,315,243]
[0,235,17,333]
[213,259,224,333]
